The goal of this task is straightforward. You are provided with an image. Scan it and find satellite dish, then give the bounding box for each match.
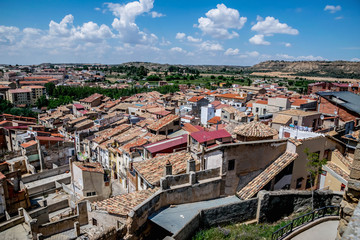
[334,110,338,115]
[320,115,324,120]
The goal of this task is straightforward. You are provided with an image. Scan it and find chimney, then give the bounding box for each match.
[187,159,196,173]
[164,160,172,176]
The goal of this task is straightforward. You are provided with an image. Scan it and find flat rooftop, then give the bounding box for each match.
[24,172,71,189]
[149,196,241,234]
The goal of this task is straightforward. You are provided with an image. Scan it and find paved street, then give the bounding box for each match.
[292,220,339,240]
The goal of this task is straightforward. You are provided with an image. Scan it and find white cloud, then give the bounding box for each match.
[187,36,202,43]
[199,41,223,51]
[251,16,299,36]
[0,25,20,44]
[350,58,360,62]
[246,51,260,57]
[151,11,165,18]
[249,34,270,45]
[224,48,239,56]
[284,43,291,47]
[176,32,186,39]
[276,54,326,61]
[49,14,74,36]
[196,3,247,39]
[159,37,171,46]
[324,5,341,14]
[170,47,187,54]
[95,7,101,11]
[106,0,158,44]
[335,16,343,20]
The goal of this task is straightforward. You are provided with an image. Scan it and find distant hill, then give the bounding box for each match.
[249,60,360,78]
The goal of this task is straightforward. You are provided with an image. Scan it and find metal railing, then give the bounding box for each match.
[271,205,340,240]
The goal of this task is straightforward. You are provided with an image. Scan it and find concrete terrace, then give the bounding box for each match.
[149,196,241,235]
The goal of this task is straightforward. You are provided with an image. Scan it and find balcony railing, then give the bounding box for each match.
[271,205,340,240]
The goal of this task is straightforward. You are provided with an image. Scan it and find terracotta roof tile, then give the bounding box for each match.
[20,140,37,148]
[234,121,278,138]
[272,114,292,125]
[73,161,104,174]
[188,96,205,102]
[207,116,221,124]
[237,152,298,199]
[326,162,349,181]
[133,151,191,186]
[94,188,158,216]
[147,114,179,131]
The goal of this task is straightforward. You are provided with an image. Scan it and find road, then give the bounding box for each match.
[292,220,339,240]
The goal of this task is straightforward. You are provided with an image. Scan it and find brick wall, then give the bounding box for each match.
[319,97,359,123]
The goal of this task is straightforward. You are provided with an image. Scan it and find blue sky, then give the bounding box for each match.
[0,0,359,65]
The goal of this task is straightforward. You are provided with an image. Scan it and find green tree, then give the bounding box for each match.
[36,95,49,108]
[146,75,161,81]
[45,82,56,96]
[305,148,327,210]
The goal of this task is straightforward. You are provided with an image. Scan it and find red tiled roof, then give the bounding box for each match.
[234,121,278,138]
[188,96,205,102]
[255,100,268,104]
[237,152,298,199]
[73,161,104,174]
[133,151,191,186]
[73,103,85,109]
[182,123,203,133]
[20,140,37,148]
[147,114,179,131]
[144,134,187,153]
[36,136,64,141]
[216,93,245,100]
[207,116,221,124]
[0,172,6,180]
[9,89,31,94]
[80,93,103,103]
[190,129,231,143]
[94,188,158,216]
[291,99,308,106]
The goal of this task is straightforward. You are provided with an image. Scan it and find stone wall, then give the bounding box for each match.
[126,177,222,239]
[257,190,342,223]
[21,165,69,184]
[337,141,360,239]
[201,198,258,227]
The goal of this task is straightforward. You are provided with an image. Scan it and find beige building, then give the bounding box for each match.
[23,86,46,105]
[6,88,31,106]
[72,161,111,202]
[272,109,321,131]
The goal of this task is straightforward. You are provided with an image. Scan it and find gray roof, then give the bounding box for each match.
[316,91,360,115]
[149,196,241,234]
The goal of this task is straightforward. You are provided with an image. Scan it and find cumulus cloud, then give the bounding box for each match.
[284,43,291,47]
[170,47,187,53]
[106,0,158,44]
[249,34,270,45]
[199,41,223,51]
[351,58,360,62]
[196,3,247,39]
[251,16,299,36]
[151,11,165,18]
[176,32,186,39]
[187,36,202,43]
[224,48,239,56]
[0,25,20,44]
[276,54,326,61]
[324,5,341,14]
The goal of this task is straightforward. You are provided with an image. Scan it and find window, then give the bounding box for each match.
[86,191,96,197]
[174,120,180,126]
[228,159,235,171]
[263,109,267,114]
[92,218,97,226]
[296,177,303,189]
[256,107,259,113]
[341,183,346,191]
[294,120,298,126]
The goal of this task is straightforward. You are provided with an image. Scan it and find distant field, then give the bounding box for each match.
[250,71,360,83]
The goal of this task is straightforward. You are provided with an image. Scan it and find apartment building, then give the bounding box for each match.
[6,88,31,106]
